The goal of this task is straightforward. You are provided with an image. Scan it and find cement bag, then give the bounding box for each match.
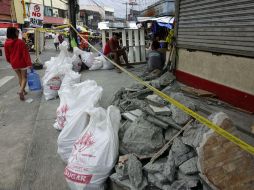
[64,106,121,190]
[81,52,96,68]
[56,81,103,162]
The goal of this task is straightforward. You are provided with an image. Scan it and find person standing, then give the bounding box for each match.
[4,27,32,101]
[54,33,60,50]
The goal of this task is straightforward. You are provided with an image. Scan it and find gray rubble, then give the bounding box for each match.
[128,154,148,190]
[121,117,165,155]
[109,72,220,190]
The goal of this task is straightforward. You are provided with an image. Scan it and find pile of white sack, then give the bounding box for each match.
[42,43,114,101]
[44,43,121,189]
[73,47,114,71]
[43,41,81,100]
[56,81,121,190]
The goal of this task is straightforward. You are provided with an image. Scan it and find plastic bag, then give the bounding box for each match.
[60,71,81,90]
[42,42,72,100]
[56,81,103,162]
[93,56,114,70]
[81,52,95,68]
[71,54,82,72]
[89,60,103,70]
[64,106,120,190]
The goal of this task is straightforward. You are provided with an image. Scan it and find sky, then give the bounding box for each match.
[79,0,160,18]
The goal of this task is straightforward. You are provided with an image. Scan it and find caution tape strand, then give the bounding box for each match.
[69,24,254,155]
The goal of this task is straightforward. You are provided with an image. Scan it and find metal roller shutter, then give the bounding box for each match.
[176,0,254,57]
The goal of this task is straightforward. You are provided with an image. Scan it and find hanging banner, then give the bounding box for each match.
[29,3,44,28]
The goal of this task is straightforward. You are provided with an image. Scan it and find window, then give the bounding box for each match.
[44,6,53,16]
[58,9,66,18]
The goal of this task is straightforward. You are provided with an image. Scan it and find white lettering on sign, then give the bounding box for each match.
[29,3,44,27]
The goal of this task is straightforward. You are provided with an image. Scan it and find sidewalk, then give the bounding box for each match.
[19,57,136,189]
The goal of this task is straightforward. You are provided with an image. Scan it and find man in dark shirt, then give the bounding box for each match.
[147,40,165,72]
[104,33,133,72]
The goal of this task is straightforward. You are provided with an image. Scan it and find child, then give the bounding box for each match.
[4,27,32,101]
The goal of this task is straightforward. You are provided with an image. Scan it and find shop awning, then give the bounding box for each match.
[137,16,174,24]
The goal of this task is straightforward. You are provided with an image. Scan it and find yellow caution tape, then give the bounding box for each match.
[70,24,254,155]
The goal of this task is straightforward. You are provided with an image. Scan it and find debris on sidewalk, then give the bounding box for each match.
[109,71,254,190]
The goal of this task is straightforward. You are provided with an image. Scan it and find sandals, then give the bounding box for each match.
[19,92,25,101]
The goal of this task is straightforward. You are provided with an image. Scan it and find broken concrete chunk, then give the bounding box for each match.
[159,72,176,86]
[170,93,195,125]
[110,173,134,190]
[171,138,196,166]
[197,112,254,190]
[128,154,148,190]
[161,81,181,95]
[143,157,167,174]
[163,150,176,182]
[179,156,198,175]
[170,179,199,190]
[146,94,168,107]
[165,128,178,141]
[177,170,200,181]
[181,121,209,148]
[122,117,165,155]
[175,151,196,167]
[145,115,169,129]
[115,163,128,180]
[149,105,171,116]
[129,109,143,117]
[171,138,190,157]
[147,173,169,190]
[122,112,138,122]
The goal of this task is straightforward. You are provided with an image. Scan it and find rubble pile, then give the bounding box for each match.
[109,71,254,190]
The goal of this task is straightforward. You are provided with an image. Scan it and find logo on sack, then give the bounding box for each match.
[48,77,61,90]
[71,132,96,162]
[56,104,69,129]
[64,168,92,184]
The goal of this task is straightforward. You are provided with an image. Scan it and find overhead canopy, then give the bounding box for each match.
[137,16,175,24]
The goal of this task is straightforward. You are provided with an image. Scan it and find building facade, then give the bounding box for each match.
[0,0,25,27]
[175,0,254,112]
[24,0,68,27]
[79,5,114,26]
[140,0,175,17]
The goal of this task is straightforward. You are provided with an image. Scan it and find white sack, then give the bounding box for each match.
[89,60,103,71]
[60,71,81,90]
[92,56,114,70]
[42,41,72,100]
[81,52,96,68]
[64,106,120,190]
[56,81,103,162]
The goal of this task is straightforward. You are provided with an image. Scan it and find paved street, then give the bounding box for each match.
[0,40,134,190]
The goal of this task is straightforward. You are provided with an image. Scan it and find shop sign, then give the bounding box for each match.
[29,3,44,27]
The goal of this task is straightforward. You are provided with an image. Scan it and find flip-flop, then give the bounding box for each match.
[19,92,25,101]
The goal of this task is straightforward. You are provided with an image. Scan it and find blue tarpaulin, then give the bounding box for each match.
[157,22,173,29]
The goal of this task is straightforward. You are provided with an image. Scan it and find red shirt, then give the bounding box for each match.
[103,38,120,55]
[4,39,32,69]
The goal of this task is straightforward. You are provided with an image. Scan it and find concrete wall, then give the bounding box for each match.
[177,49,254,95]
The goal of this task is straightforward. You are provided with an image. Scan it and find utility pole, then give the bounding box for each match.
[122,2,128,22]
[68,0,78,49]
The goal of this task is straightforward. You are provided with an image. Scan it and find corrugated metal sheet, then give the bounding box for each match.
[176,0,254,57]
